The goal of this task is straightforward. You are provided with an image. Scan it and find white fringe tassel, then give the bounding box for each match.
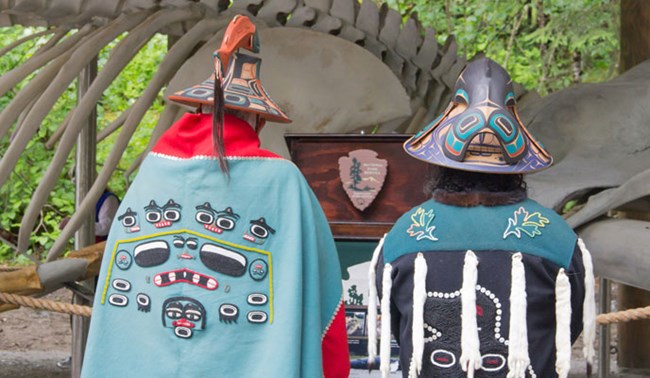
[407,358,417,378]
[460,250,481,378]
[507,252,530,378]
[411,253,428,377]
[380,263,393,378]
[578,238,597,366]
[367,236,386,364]
[555,268,572,378]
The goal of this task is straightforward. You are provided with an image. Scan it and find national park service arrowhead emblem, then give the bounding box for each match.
[338,149,388,211]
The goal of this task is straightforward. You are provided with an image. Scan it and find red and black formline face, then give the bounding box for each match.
[118,207,140,233]
[195,203,240,235]
[103,196,276,343]
[243,217,275,246]
[162,297,207,339]
[173,235,199,260]
[145,199,182,229]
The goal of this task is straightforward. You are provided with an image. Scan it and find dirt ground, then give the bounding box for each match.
[0,289,72,377]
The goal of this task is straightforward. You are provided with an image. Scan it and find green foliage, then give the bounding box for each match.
[386,0,619,94]
[0,3,622,263]
[97,32,167,196]
[0,26,167,263]
[562,199,579,214]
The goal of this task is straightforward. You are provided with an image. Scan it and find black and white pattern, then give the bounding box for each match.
[420,285,536,377]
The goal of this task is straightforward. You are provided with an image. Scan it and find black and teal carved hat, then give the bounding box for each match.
[404,58,552,174]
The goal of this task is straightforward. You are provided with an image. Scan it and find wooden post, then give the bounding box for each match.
[71,56,97,378]
[620,0,650,72]
[618,286,650,373]
[614,211,650,374]
[599,278,611,378]
[618,2,650,373]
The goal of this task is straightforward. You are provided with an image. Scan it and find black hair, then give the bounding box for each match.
[426,167,527,194]
[212,74,229,176]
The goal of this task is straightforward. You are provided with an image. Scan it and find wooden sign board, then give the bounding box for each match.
[285,134,434,240]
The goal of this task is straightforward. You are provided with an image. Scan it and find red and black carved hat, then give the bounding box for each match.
[168,15,291,125]
[168,15,290,175]
[404,58,552,174]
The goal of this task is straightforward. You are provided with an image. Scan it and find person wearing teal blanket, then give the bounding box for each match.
[82,15,349,377]
[367,58,596,378]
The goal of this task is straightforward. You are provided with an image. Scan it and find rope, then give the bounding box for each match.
[1,292,650,324]
[0,292,92,318]
[597,305,650,325]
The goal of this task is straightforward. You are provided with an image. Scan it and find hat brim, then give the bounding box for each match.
[404,103,553,174]
[168,54,291,124]
[168,77,291,124]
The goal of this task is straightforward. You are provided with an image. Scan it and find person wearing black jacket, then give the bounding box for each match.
[367,58,596,378]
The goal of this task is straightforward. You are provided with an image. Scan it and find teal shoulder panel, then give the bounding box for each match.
[383,198,577,268]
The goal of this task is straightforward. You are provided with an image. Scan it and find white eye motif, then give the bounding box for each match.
[247,293,268,306]
[481,354,506,372]
[108,294,128,307]
[118,208,139,230]
[219,303,239,323]
[112,279,131,292]
[164,209,181,222]
[166,306,183,319]
[247,311,268,323]
[145,211,162,223]
[121,215,136,227]
[186,238,198,250]
[136,294,150,307]
[216,217,235,230]
[185,309,202,321]
[430,349,456,368]
[220,304,238,316]
[245,218,275,242]
[250,224,269,239]
[195,211,214,225]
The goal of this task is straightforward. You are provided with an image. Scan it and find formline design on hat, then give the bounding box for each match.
[404,58,552,174]
[167,15,291,125]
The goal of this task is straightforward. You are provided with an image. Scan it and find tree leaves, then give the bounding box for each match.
[0,27,167,263]
[387,0,619,94]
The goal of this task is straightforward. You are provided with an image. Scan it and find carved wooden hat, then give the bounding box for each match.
[404,58,552,174]
[168,15,291,124]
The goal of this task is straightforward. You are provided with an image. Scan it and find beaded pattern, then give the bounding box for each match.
[423,285,539,376]
[426,285,507,345]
